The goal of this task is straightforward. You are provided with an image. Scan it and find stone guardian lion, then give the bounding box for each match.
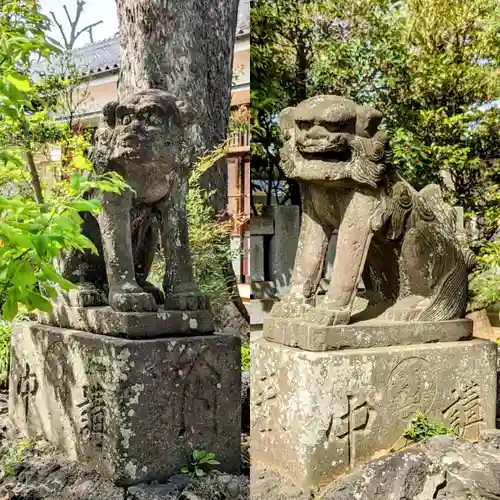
[271,95,475,326]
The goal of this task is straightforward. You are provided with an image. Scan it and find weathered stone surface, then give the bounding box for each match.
[127,483,180,500]
[264,317,472,351]
[9,322,241,486]
[251,433,500,500]
[249,216,274,236]
[467,308,496,340]
[250,235,266,282]
[269,95,476,338]
[264,205,300,298]
[250,466,309,500]
[250,338,497,489]
[0,387,249,500]
[39,304,214,338]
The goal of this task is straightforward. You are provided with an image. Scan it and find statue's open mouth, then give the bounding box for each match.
[298,149,352,163]
[297,135,350,155]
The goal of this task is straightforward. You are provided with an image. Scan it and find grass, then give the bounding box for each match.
[0,319,11,388]
[2,438,37,475]
[403,412,456,443]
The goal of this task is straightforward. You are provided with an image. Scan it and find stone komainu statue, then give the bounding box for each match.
[57,89,208,313]
[272,95,475,325]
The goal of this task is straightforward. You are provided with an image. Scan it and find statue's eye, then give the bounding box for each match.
[296,121,312,131]
[121,114,131,125]
[325,122,344,133]
[146,113,163,127]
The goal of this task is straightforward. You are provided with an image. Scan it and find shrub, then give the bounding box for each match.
[0,319,11,388]
[149,145,247,311]
[468,241,500,311]
[241,343,250,371]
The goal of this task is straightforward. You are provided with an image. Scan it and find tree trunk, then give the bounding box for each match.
[116,0,238,211]
[294,35,308,105]
[115,0,249,333]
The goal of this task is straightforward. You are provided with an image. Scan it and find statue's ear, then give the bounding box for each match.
[356,106,383,138]
[102,101,118,128]
[280,107,295,141]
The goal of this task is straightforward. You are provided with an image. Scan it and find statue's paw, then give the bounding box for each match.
[164,292,210,311]
[302,308,351,326]
[383,308,422,322]
[109,285,158,312]
[140,281,165,305]
[63,283,107,307]
[269,296,313,318]
[381,296,427,322]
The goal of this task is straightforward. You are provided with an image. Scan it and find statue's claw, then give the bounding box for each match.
[269,295,314,319]
[163,292,210,311]
[302,307,351,326]
[109,284,158,312]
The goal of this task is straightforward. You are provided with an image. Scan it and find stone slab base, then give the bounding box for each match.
[251,338,497,489]
[264,316,472,351]
[38,303,214,338]
[9,323,241,485]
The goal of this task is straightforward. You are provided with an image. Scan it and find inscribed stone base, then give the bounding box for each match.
[264,316,472,351]
[9,322,241,486]
[251,338,497,489]
[38,303,214,338]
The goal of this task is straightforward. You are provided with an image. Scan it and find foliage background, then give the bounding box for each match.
[0,1,128,321]
[251,0,500,306]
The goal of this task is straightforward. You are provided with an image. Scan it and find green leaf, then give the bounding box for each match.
[69,174,83,190]
[0,223,32,247]
[73,153,92,171]
[2,296,18,322]
[192,450,204,461]
[12,262,37,287]
[6,71,32,93]
[0,261,21,283]
[67,200,101,212]
[40,263,75,291]
[194,468,205,477]
[42,285,58,299]
[32,234,49,258]
[26,291,53,313]
[181,467,189,474]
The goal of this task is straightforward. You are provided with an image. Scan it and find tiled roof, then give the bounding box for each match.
[32,0,249,77]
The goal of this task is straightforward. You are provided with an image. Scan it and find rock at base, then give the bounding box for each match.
[251,434,500,500]
[9,322,241,486]
[250,338,497,489]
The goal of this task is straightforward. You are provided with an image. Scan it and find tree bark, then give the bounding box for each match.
[115,0,250,331]
[116,0,238,214]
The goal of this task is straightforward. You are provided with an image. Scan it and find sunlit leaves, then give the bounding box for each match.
[0,2,128,320]
[252,0,500,241]
[0,181,119,319]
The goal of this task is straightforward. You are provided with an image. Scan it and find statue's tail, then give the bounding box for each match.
[463,247,477,271]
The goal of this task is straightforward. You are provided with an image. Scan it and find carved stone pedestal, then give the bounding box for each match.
[38,303,214,338]
[264,316,473,351]
[9,322,241,486]
[251,337,497,489]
